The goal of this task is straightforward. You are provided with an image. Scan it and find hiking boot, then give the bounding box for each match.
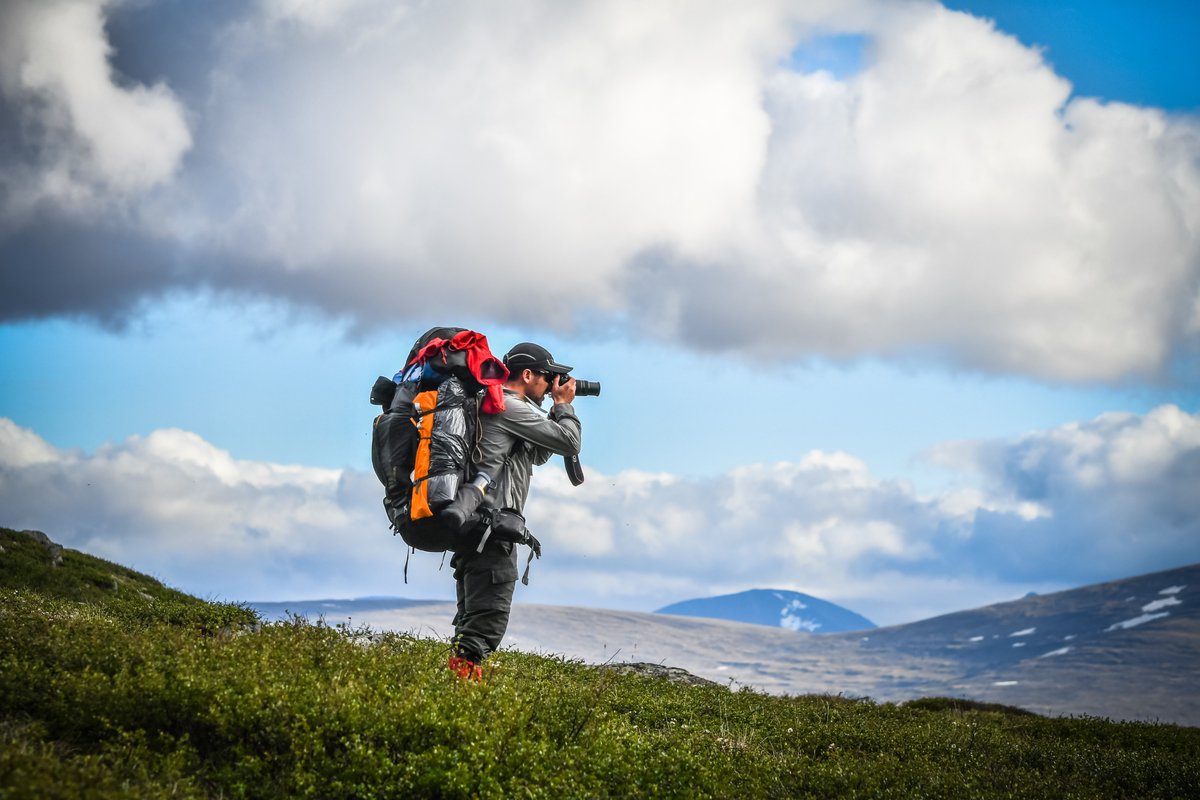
[447,655,483,682]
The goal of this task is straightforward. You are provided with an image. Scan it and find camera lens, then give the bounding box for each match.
[574,379,601,397]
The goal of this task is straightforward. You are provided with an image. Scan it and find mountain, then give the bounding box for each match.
[343,563,1200,726]
[655,588,876,633]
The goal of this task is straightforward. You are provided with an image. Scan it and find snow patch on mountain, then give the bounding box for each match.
[1039,647,1072,658]
[779,599,821,632]
[1105,612,1170,631]
[1141,597,1182,613]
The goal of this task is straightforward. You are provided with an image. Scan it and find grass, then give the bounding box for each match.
[2,526,1198,799]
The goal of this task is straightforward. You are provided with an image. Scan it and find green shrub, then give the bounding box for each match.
[904,696,1041,717]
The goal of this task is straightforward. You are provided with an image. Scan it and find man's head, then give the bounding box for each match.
[503,342,572,405]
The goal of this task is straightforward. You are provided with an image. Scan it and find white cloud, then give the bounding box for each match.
[3,0,1197,382]
[2,406,1197,622]
[737,4,1200,381]
[0,418,399,601]
[526,404,1200,617]
[0,418,62,467]
[0,0,192,221]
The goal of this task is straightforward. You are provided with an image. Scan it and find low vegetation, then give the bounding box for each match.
[2,527,1198,799]
[0,526,257,631]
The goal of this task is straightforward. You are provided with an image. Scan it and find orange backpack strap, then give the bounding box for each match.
[410,390,438,520]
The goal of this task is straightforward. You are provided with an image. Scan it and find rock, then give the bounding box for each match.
[599,662,723,689]
[21,529,54,547]
[21,529,64,567]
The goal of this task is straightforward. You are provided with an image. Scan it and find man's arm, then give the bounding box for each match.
[498,397,581,459]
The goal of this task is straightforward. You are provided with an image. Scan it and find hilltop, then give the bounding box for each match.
[0,526,256,628]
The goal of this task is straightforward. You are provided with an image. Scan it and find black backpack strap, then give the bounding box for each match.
[521,533,541,585]
[475,522,494,554]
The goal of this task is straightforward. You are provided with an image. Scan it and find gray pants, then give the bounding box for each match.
[450,539,518,662]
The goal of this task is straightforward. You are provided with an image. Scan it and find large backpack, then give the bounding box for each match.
[371,328,532,572]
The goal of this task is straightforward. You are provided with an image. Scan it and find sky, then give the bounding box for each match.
[1,0,1198,626]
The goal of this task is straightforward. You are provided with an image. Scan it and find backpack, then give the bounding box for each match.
[370,327,490,549]
[370,327,541,580]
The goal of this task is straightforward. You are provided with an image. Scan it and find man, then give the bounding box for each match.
[447,342,582,680]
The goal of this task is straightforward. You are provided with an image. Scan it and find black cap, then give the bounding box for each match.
[503,342,572,375]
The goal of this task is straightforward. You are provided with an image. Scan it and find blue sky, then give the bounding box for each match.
[2,295,1191,482]
[944,0,1199,111]
[1,0,1198,625]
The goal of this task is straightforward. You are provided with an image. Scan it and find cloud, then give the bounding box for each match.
[926,404,1200,583]
[0,418,404,601]
[0,0,191,223]
[527,406,1200,620]
[261,0,370,31]
[0,1,1197,381]
[733,7,1200,382]
[3,405,1196,624]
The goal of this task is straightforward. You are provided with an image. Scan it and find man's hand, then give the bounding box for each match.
[551,374,577,405]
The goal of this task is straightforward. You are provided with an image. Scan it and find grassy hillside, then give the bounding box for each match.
[0,527,256,629]
[2,528,1198,799]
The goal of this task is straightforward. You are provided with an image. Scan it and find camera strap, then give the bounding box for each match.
[564,452,585,486]
[516,395,584,486]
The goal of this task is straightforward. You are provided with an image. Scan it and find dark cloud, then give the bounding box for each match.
[104,0,245,98]
[0,221,189,325]
[927,406,1200,584]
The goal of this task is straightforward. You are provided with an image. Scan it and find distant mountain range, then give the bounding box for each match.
[254,588,877,633]
[311,563,1199,727]
[251,596,444,621]
[655,588,875,633]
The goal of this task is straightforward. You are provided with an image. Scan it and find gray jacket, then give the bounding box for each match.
[474,388,581,513]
